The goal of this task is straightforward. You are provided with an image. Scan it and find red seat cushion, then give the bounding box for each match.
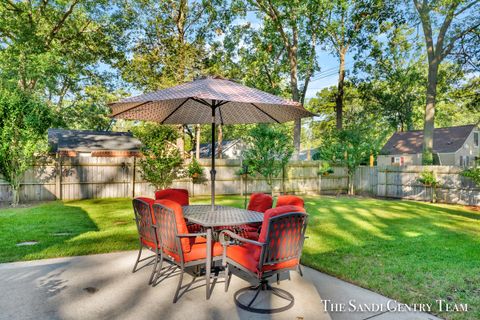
[248,193,273,213]
[155,189,189,206]
[164,237,222,263]
[227,244,299,274]
[276,195,304,208]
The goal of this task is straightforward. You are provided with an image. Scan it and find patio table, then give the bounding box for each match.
[182,205,264,298]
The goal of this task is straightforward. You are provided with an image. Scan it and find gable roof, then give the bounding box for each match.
[199,139,244,158]
[48,129,142,153]
[380,124,476,155]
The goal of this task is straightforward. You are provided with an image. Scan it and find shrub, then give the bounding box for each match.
[461,167,480,187]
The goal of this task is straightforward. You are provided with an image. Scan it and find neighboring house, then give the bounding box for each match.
[48,129,142,157]
[378,124,479,166]
[199,139,246,159]
[298,148,319,161]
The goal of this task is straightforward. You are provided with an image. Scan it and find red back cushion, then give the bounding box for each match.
[154,199,192,253]
[135,197,155,221]
[276,195,304,208]
[155,189,189,206]
[254,205,305,261]
[247,193,273,213]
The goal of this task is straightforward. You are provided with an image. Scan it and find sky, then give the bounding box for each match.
[305,51,354,99]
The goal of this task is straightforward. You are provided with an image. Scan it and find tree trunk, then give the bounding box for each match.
[422,61,439,164]
[176,125,185,157]
[195,124,201,159]
[288,49,301,159]
[11,183,20,207]
[348,173,354,195]
[217,125,223,159]
[335,49,346,130]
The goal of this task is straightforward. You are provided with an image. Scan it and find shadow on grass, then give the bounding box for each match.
[301,196,480,320]
[0,201,99,263]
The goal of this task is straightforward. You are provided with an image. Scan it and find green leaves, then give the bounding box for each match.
[0,88,54,206]
[243,124,293,193]
[132,123,185,190]
[461,167,480,187]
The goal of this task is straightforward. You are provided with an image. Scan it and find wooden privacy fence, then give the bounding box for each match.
[0,157,478,206]
[0,157,350,202]
[377,165,479,206]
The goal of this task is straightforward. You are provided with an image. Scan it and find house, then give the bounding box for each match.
[298,148,319,161]
[378,124,479,166]
[48,129,142,157]
[199,139,246,159]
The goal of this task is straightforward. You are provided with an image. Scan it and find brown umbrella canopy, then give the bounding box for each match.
[110,77,314,209]
[109,77,314,124]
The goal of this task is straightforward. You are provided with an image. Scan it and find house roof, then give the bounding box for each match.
[199,139,243,158]
[48,129,142,153]
[380,124,476,155]
[298,148,319,161]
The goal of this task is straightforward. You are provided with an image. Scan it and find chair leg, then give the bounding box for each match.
[225,265,232,292]
[148,252,159,285]
[152,254,164,285]
[276,273,280,285]
[298,265,303,277]
[173,266,184,303]
[132,244,143,273]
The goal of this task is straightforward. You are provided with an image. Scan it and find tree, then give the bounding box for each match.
[132,123,185,190]
[227,0,326,157]
[315,116,386,194]
[0,0,127,104]
[0,88,54,206]
[355,24,425,132]
[120,0,223,155]
[243,124,293,195]
[320,0,394,129]
[412,0,480,164]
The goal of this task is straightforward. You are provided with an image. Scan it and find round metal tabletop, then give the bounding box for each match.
[183,205,264,227]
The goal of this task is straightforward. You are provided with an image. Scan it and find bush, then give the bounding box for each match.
[0,88,55,206]
[187,158,206,184]
[243,124,293,195]
[132,123,185,190]
[461,167,480,187]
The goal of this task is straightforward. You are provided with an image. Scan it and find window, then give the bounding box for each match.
[460,156,464,167]
[391,156,404,165]
[474,132,479,147]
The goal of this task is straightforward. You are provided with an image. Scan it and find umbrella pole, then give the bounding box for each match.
[210,103,216,211]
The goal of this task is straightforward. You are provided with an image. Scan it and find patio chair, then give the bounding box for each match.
[220,205,308,314]
[152,199,223,303]
[237,193,273,239]
[154,188,190,206]
[276,195,304,208]
[248,193,273,212]
[132,197,161,285]
[154,188,201,233]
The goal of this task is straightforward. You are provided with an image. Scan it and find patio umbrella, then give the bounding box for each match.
[109,77,314,210]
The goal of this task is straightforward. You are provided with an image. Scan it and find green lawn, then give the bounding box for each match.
[0,196,479,319]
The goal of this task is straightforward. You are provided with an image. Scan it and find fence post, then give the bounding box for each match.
[55,155,62,200]
[131,157,136,198]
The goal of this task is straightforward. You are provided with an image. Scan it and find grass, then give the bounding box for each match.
[0,196,479,319]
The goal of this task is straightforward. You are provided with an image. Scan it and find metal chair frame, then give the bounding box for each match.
[132,198,164,285]
[220,212,308,314]
[152,202,222,303]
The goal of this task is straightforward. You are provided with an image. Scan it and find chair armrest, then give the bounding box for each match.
[218,230,264,247]
[176,232,207,238]
[219,230,265,267]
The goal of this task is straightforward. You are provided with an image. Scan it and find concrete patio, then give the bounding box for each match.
[0,251,441,320]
